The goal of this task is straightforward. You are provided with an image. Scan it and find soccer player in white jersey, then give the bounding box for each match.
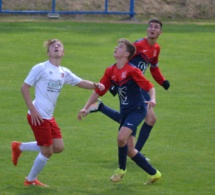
[11,39,105,187]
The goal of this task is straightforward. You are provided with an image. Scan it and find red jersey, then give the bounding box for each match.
[95,62,153,115]
[129,38,166,86]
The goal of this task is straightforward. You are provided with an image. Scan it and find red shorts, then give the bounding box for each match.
[27,114,62,146]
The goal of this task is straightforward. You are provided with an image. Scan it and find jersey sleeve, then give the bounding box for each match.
[24,63,44,86]
[150,44,160,67]
[150,66,166,86]
[63,67,82,86]
[149,45,166,85]
[95,68,112,96]
[131,67,154,92]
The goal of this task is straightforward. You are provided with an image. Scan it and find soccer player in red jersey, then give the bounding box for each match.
[78,38,161,184]
[88,18,170,156]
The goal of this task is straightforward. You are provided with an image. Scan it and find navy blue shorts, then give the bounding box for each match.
[120,106,147,137]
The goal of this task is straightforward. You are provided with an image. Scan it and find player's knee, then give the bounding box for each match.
[117,137,127,147]
[53,144,64,153]
[41,146,54,158]
[145,115,156,125]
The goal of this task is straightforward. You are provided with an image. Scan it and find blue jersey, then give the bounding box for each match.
[95,62,154,117]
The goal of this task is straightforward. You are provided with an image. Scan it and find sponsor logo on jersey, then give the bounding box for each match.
[47,79,63,93]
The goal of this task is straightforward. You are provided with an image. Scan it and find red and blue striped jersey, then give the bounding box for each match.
[95,62,153,115]
[130,38,165,86]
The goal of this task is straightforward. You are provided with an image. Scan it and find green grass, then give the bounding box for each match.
[0,19,215,195]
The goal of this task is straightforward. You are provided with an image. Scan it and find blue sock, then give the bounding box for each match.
[135,122,153,151]
[100,104,120,123]
[118,145,128,170]
[131,152,156,175]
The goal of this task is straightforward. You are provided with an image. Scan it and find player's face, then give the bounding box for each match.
[48,41,64,58]
[114,43,128,58]
[147,22,162,39]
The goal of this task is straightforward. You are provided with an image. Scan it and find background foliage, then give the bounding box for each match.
[1,0,215,19]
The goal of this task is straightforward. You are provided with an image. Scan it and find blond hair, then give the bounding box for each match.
[44,39,64,52]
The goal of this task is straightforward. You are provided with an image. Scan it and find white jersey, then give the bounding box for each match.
[24,60,82,119]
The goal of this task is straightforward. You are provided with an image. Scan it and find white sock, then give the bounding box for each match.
[27,152,49,181]
[20,142,40,152]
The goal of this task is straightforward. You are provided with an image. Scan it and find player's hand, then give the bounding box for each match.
[95,83,105,91]
[29,109,44,126]
[78,109,88,120]
[109,85,117,96]
[162,80,170,90]
[145,100,156,109]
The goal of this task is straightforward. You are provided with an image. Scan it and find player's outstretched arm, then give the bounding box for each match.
[78,91,100,120]
[76,80,105,91]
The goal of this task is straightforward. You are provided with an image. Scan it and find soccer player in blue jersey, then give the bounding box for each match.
[78,38,161,184]
[88,18,170,155]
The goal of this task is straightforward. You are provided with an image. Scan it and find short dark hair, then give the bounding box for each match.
[148,18,162,28]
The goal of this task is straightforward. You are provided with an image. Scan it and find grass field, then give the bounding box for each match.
[0,18,215,195]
